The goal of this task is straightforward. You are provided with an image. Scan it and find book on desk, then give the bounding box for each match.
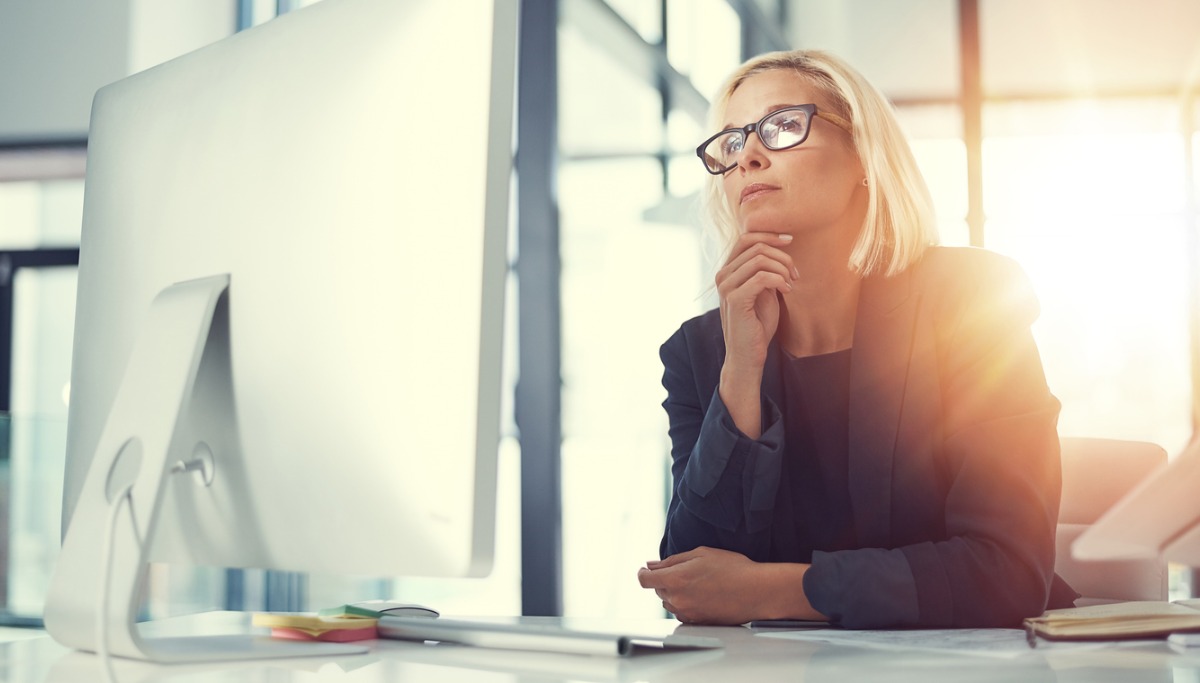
[1024,599,1200,643]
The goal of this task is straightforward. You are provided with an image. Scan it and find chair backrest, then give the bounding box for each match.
[1057,437,1168,606]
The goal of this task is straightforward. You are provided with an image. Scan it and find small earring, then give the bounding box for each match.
[861,177,869,187]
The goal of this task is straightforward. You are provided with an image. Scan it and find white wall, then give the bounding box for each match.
[0,0,236,143]
[785,0,1200,99]
[127,0,238,75]
[786,0,959,100]
[0,0,131,142]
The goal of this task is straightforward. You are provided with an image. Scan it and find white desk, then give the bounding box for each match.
[5,613,1200,682]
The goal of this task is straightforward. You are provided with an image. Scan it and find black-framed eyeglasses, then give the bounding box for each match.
[695,104,852,175]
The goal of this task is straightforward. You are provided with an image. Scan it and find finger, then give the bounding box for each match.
[662,599,680,617]
[724,272,792,314]
[719,237,795,284]
[654,549,701,568]
[637,567,657,588]
[720,238,797,280]
[716,246,799,304]
[639,565,681,590]
[717,252,795,299]
[727,231,793,264]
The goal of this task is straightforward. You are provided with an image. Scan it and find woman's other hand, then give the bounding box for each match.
[637,546,820,625]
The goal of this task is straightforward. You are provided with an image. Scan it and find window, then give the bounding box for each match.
[0,166,84,623]
[982,99,1193,455]
[895,105,970,247]
[558,1,742,618]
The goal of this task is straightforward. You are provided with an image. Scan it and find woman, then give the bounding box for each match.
[636,49,1076,628]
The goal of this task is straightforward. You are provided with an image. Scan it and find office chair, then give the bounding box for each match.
[1056,437,1169,607]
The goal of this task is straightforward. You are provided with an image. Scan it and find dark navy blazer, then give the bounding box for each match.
[659,246,1075,628]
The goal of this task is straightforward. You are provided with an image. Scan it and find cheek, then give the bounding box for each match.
[720,177,741,216]
[721,175,737,201]
[787,157,857,200]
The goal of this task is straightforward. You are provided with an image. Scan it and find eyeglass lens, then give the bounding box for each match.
[701,108,814,173]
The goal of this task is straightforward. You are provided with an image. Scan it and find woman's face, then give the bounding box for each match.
[719,70,866,239]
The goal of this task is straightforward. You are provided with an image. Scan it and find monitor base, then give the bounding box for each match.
[137,634,367,662]
[41,275,290,663]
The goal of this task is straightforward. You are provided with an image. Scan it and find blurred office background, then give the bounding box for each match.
[0,0,1197,626]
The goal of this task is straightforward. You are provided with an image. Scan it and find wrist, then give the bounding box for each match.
[718,364,764,439]
[718,363,763,408]
[720,357,764,386]
[757,563,825,621]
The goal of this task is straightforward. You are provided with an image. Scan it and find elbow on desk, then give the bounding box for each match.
[898,543,1059,629]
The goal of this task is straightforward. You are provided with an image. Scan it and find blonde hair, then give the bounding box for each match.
[702,49,938,277]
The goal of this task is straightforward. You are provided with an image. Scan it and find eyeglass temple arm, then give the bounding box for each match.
[816,110,852,133]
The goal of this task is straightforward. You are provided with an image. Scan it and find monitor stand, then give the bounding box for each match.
[42,274,367,663]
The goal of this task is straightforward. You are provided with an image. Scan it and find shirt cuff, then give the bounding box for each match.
[677,390,785,533]
[743,397,784,525]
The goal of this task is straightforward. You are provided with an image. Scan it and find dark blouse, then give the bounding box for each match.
[777,348,858,562]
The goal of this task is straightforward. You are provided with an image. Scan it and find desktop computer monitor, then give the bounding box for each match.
[42,0,517,663]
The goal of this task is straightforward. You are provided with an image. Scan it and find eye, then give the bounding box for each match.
[761,110,810,148]
[778,118,802,132]
[772,113,806,133]
[719,134,744,156]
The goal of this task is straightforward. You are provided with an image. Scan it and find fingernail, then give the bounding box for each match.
[792,267,800,279]
[779,234,793,242]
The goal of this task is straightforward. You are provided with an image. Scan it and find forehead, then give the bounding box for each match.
[723,70,827,123]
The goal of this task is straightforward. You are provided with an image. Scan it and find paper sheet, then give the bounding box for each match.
[757,628,1103,658]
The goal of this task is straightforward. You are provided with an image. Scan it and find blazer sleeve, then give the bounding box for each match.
[805,254,1063,628]
[658,324,787,560]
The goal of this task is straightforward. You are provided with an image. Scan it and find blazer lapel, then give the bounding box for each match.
[848,266,920,548]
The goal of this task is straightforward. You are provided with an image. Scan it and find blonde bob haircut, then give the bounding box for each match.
[702,49,938,277]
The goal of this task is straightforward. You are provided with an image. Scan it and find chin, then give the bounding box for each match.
[739,214,782,235]
[739,219,794,236]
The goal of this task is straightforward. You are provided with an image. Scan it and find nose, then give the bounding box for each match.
[737,128,770,172]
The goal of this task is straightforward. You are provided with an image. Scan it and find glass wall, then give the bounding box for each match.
[895,105,970,248]
[557,0,744,617]
[898,96,1194,455]
[982,99,1193,455]
[0,174,83,620]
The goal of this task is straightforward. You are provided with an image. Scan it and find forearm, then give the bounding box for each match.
[662,382,787,556]
[662,496,772,560]
[756,562,826,620]
[719,362,764,439]
[805,530,1050,629]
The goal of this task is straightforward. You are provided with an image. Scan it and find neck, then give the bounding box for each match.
[777,240,861,358]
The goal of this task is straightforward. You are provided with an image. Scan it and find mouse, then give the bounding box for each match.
[350,600,439,619]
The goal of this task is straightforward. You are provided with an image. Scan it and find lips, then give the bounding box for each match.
[740,182,779,204]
